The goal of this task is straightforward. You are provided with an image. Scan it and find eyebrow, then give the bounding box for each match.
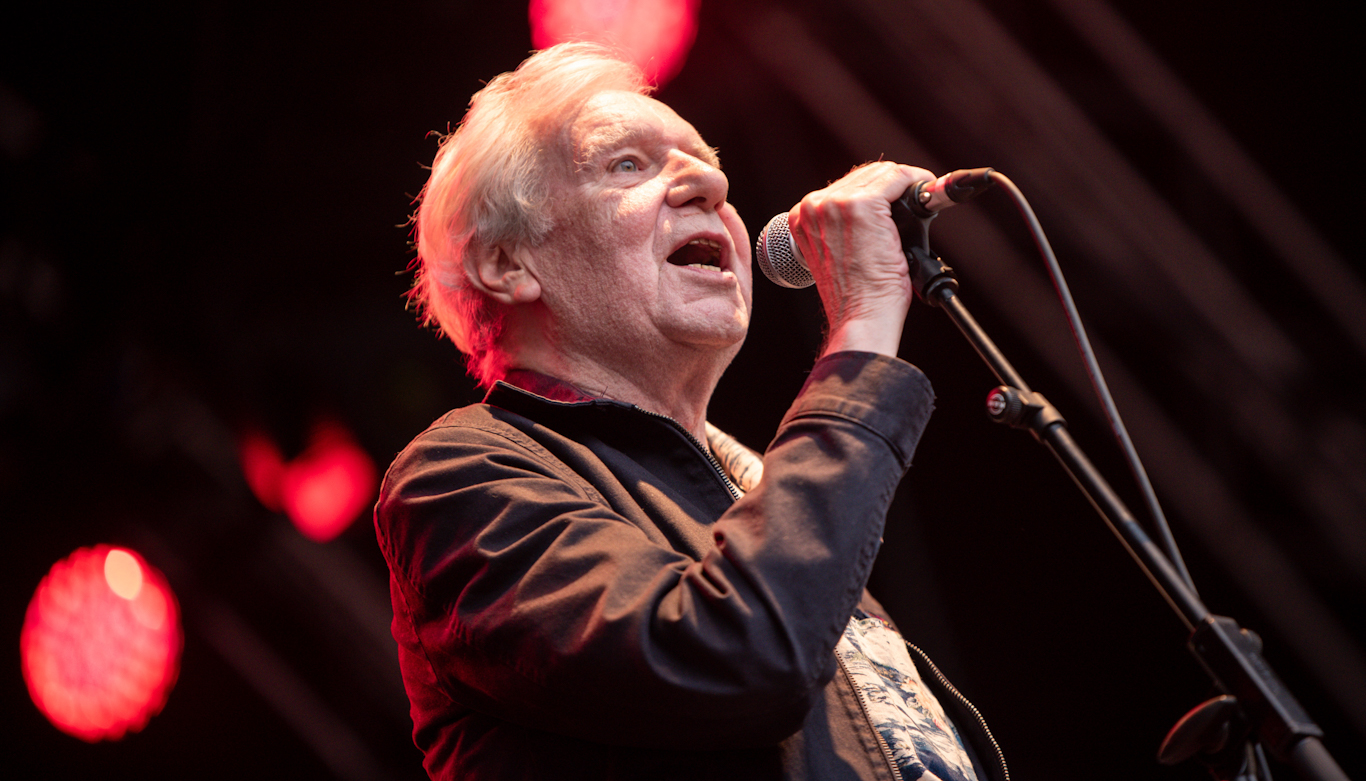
[574,123,721,171]
[574,124,645,167]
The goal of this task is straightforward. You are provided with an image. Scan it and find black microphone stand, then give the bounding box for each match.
[891,193,1350,781]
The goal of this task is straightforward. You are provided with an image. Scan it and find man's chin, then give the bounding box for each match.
[671,320,749,356]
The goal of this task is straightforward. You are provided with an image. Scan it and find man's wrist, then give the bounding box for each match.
[822,314,905,359]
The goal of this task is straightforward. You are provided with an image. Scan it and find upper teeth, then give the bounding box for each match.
[673,238,723,271]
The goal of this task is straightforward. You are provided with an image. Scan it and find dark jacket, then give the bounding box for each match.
[374,352,1006,780]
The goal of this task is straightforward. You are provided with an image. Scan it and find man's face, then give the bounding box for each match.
[528,90,752,373]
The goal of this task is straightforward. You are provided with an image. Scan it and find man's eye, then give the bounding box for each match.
[611,158,640,173]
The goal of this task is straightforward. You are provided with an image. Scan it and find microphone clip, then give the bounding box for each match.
[906,242,959,306]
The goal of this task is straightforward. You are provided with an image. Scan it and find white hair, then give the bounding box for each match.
[409,42,650,388]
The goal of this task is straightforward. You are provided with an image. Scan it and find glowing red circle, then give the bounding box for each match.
[21,546,182,742]
[237,420,378,543]
[279,422,378,542]
[529,0,701,86]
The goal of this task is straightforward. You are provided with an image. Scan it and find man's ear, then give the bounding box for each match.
[465,244,541,305]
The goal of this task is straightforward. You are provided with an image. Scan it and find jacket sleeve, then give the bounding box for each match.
[374,352,934,750]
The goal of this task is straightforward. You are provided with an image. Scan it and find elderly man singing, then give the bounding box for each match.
[375,42,1006,781]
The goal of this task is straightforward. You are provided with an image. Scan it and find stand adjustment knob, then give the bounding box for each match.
[986,386,1026,425]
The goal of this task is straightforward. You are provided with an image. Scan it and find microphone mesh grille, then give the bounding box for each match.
[755,213,814,289]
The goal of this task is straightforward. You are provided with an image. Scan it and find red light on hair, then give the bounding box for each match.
[21,546,182,742]
[529,0,701,86]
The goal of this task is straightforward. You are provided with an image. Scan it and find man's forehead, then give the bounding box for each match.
[569,91,719,167]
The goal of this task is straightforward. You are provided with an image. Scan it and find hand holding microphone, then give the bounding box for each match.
[755,165,993,356]
[755,162,929,357]
[756,167,994,289]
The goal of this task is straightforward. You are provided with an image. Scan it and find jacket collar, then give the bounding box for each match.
[487,369,602,405]
[483,369,752,498]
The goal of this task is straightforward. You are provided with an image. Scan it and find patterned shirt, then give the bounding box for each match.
[708,423,980,781]
[837,609,979,781]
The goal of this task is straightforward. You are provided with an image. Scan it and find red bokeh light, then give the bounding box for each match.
[529,0,701,86]
[238,419,377,542]
[239,428,285,511]
[21,546,182,742]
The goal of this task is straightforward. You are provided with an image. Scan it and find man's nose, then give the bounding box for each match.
[665,152,728,211]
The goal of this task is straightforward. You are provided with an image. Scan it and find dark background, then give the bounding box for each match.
[3,1,1362,778]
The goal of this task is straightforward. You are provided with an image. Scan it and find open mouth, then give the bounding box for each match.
[667,238,724,271]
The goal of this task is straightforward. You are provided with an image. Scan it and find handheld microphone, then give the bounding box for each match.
[755,168,994,289]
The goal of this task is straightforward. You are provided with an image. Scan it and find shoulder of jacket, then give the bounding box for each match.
[386,403,607,499]
[403,403,550,458]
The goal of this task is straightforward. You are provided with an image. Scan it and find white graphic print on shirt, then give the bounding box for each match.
[836,613,979,781]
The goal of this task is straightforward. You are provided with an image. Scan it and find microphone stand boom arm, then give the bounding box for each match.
[894,196,1347,780]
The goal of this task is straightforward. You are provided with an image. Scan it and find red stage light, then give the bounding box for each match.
[21,546,182,742]
[279,421,377,542]
[529,0,701,86]
[239,428,285,511]
[238,419,377,542]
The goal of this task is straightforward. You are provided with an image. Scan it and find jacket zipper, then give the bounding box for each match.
[903,641,1010,781]
[836,651,905,781]
[637,408,741,500]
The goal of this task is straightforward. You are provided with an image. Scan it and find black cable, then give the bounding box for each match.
[987,171,1198,595]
